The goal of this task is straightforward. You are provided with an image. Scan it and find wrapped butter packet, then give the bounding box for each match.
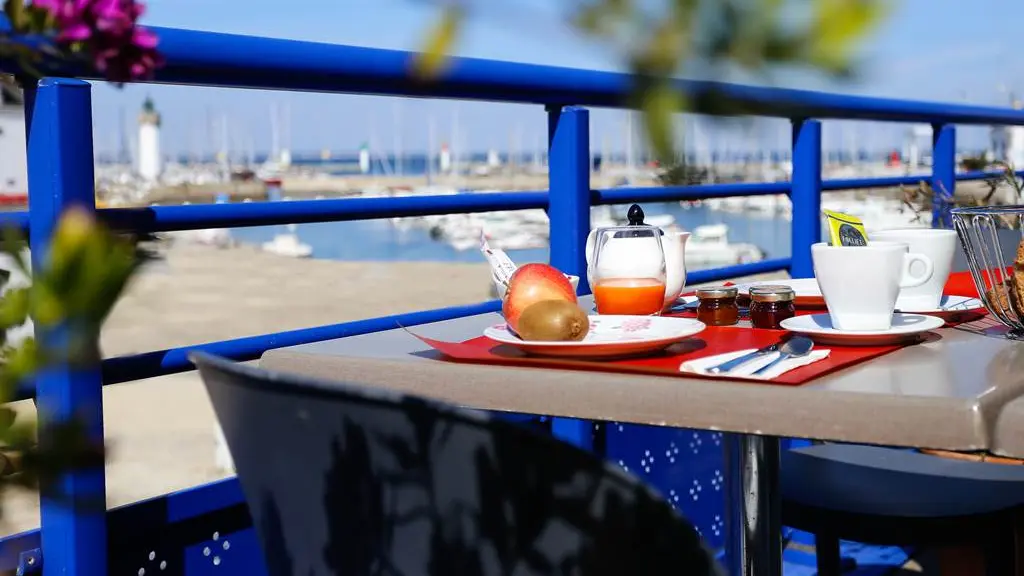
[480,233,517,296]
[823,209,869,246]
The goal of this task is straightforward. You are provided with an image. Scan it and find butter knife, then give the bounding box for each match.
[706,341,783,375]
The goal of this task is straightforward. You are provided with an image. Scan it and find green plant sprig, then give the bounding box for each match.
[900,162,1024,228]
[0,208,147,515]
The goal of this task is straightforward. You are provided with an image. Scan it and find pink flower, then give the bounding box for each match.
[92,25,162,81]
[619,318,652,333]
[31,0,162,81]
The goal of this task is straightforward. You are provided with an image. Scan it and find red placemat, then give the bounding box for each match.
[413,325,912,386]
[944,269,990,298]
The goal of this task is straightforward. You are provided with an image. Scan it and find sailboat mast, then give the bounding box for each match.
[394,101,403,178]
[270,102,280,161]
[625,111,634,181]
[427,113,436,185]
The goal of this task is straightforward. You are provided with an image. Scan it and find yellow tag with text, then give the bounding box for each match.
[823,210,869,246]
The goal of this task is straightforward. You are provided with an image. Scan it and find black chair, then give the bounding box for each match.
[782,443,1024,575]
[192,352,724,576]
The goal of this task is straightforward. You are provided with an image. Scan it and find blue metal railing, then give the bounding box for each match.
[6,25,1024,576]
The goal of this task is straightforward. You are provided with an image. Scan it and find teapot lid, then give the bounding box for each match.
[614,204,663,237]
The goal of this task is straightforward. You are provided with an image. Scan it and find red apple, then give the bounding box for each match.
[502,263,578,332]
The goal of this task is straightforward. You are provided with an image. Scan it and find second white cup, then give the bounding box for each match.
[812,241,935,331]
[870,228,957,311]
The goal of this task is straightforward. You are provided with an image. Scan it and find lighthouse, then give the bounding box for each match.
[137,96,162,181]
[439,143,452,173]
[358,142,370,174]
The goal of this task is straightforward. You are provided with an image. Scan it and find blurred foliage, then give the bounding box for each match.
[1,0,163,84]
[0,208,149,514]
[415,5,464,78]
[901,162,1024,227]
[414,0,887,164]
[657,162,708,186]
[960,153,990,172]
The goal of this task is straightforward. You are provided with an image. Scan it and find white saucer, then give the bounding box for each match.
[780,313,945,346]
[896,295,987,319]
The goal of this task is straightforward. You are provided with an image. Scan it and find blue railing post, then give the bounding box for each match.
[546,104,594,451]
[25,78,107,576]
[932,124,956,228]
[790,119,822,278]
[546,105,591,294]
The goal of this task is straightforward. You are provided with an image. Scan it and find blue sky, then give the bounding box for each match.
[89,0,1022,157]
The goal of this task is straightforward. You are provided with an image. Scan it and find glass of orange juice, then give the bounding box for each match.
[590,226,667,315]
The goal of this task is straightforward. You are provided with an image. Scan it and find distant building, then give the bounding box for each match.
[138,96,162,181]
[991,98,1024,168]
[0,84,28,204]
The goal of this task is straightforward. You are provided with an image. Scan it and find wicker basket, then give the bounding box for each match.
[951,205,1024,339]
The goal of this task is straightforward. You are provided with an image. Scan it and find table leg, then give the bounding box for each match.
[724,434,782,576]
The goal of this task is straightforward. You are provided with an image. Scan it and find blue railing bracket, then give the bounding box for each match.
[16,548,41,575]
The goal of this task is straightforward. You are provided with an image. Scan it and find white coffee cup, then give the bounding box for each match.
[811,241,935,331]
[870,228,957,311]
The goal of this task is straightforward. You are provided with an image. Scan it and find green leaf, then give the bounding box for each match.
[0,337,39,397]
[0,408,16,434]
[30,283,63,327]
[574,0,636,37]
[637,80,684,166]
[413,6,463,79]
[640,18,685,76]
[0,227,28,276]
[4,0,26,31]
[25,4,54,31]
[0,287,29,330]
[807,0,886,74]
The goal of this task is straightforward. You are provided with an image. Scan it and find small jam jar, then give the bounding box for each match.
[695,286,740,326]
[749,285,796,329]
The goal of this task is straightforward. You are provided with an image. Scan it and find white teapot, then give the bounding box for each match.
[585,205,689,310]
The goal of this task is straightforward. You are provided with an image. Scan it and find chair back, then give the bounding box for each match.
[192,352,721,575]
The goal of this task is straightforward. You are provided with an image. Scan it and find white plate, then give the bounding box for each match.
[483,315,706,358]
[732,278,825,307]
[780,313,944,346]
[896,295,987,318]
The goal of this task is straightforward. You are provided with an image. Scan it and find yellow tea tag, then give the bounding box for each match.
[823,210,869,246]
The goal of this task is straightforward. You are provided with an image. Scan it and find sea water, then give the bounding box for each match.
[228,204,792,269]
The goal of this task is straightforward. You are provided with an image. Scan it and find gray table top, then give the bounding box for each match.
[994,395,1024,458]
[262,296,1024,456]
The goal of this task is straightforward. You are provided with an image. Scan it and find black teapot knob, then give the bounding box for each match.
[620,204,662,237]
[627,204,645,225]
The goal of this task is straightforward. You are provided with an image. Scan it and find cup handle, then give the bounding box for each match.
[584,230,597,286]
[899,252,934,289]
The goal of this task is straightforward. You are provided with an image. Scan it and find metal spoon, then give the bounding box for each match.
[751,336,814,377]
[707,340,782,374]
